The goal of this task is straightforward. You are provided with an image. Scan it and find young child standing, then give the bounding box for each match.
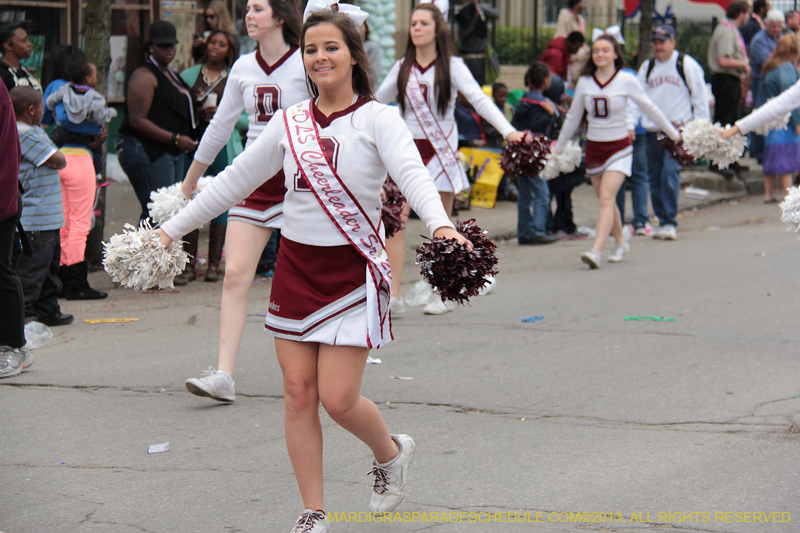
[44,59,110,300]
[511,62,559,245]
[11,86,73,329]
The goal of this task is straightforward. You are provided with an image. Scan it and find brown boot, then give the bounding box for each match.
[204,223,226,282]
[173,229,199,286]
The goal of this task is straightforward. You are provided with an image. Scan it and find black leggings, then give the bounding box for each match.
[711,73,742,127]
[0,198,26,348]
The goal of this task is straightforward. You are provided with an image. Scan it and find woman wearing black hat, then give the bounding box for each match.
[116,20,198,222]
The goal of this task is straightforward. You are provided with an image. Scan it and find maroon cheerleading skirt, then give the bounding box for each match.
[585,138,633,178]
[228,170,287,228]
[265,237,372,346]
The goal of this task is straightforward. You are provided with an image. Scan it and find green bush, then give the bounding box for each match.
[494,26,556,66]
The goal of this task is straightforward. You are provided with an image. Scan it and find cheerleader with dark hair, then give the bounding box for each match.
[553,34,680,269]
[157,2,466,530]
[375,3,526,315]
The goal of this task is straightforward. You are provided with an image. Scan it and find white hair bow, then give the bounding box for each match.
[592,25,625,44]
[303,0,369,27]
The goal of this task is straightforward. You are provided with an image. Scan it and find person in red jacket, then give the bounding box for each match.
[540,31,585,80]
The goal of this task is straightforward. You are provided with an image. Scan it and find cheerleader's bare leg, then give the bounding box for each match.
[216,221,273,376]
[276,338,397,510]
[439,191,454,218]
[591,171,626,252]
[385,202,411,299]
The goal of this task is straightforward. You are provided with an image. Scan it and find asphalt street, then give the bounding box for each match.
[1,181,798,533]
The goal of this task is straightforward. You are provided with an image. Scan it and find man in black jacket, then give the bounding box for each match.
[455,0,498,85]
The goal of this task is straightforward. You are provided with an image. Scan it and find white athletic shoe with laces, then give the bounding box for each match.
[608,241,630,263]
[660,225,677,240]
[477,275,496,296]
[423,298,456,315]
[185,367,235,402]
[290,509,329,533]
[390,295,406,315]
[369,434,416,514]
[580,249,602,269]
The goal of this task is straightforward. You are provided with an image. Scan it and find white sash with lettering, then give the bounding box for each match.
[405,68,468,193]
[284,100,392,349]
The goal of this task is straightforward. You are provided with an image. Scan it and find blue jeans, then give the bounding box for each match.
[615,134,649,228]
[116,134,186,221]
[15,229,63,321]
[517,175,550,238]
[645,131,680,228]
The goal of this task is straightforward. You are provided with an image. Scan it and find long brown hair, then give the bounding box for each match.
[268,0,302,47]
[205,0,237,35]
[762,33,800,76]
[397,3,454,116]
[300,11,374,99]
[579,34,624,77]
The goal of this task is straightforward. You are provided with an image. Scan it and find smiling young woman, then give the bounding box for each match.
[553,34,680,269]
[156,3,467,530]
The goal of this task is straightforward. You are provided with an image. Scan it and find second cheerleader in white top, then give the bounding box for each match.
[554,34,681,269]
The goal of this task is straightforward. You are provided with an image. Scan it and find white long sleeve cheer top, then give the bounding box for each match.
[554,70,681,153]
[193,47,310,165]
[736,77,800,134]
[375,56,515,141]
[162,99,455,246]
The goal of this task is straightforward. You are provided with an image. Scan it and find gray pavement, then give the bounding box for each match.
[2,178,799,533]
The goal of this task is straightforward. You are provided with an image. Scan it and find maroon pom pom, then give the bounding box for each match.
[381,178,406,239]
[500,133,551,177]
[657,122,695,166]
[416,219,499,305]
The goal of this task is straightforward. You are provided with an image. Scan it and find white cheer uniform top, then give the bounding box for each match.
[635,51,710,132]
[555,70,681,153]
[736,77,800,135]
[376,56,515,142]
[193,47,310,165]
[162,98,455,246]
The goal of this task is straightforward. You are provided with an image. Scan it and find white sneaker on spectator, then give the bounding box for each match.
[660,225,677,240]
[0,346,32,379]
[290,509,329,533]
[369,434,416,514]
[580,249,602,269]
[652,226,663,239]
[185,367,235,402]
[633,225,648,236]
[423,298,456,315]
[477,275,496,296]
[608,241,630,263]
[390,295,406,315]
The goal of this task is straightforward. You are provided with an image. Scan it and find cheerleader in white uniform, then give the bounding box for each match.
[553,34,680,268]
[375,3,525,315]
[158,5,466,532]
[182,0,313,403]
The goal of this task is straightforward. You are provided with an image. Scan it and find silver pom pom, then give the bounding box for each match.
[780,186,800,232]
[147,176,215,225]
[103,221,189,290]
[541,140,582,180]
[147,184,188,226]
[682,119,746,169]
[752,98,791,136]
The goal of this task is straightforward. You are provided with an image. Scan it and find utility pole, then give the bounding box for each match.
[83,0,112,266]
[638,0,653,69]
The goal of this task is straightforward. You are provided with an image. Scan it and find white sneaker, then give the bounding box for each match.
[369,434,415,514]
[622,225,633,241]
[633,225,648,236]
[423,298,456,315]
[185,367,235,402]
[652,226,663,239]
[580,249,602,269]
[660,225,677,240]
[290,509,329,533]
[477,275,496,296]
[608,241,630,263]
[390,295,406,315]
